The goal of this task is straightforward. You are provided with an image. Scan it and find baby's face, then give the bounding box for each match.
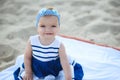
[37,15,60,39]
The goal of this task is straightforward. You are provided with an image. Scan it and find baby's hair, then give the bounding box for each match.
[46,7,54,10]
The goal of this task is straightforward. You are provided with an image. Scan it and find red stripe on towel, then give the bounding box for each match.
[59,34,120,51]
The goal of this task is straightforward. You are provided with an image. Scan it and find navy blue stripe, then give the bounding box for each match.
[72,60,75,65]
[33,50,58,54]
[32,45,59,49]
[13,67,20,80]
[33,54,58,59]
[72,78,75,80]
[19,76,23,80]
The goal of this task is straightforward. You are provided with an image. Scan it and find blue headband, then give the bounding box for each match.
[36,8,60,27]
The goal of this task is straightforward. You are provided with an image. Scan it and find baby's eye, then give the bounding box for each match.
[40,25,45,27]
[51,25,56,27]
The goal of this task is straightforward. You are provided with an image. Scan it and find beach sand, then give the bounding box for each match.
[0,0,120,71]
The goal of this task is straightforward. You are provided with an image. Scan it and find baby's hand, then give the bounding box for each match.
[23,73,33,80]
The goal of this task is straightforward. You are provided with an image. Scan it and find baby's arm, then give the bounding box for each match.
[59,43,72,80]
[23,40,33,80]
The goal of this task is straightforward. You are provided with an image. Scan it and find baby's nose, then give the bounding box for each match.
[45,27,52,31]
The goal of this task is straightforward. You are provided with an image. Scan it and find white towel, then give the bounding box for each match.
[0,36,120,80]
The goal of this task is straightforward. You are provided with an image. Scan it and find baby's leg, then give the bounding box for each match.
[56,70,65,80]
[44,75,55,80]
[56,64,74,80]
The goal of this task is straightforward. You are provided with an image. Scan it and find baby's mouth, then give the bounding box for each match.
[45,33,53,35]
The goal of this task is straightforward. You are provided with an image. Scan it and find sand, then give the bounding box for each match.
[0,0,120,71]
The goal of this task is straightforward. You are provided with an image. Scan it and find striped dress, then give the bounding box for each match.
[13,35,84,80]
[30,35,62,78]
